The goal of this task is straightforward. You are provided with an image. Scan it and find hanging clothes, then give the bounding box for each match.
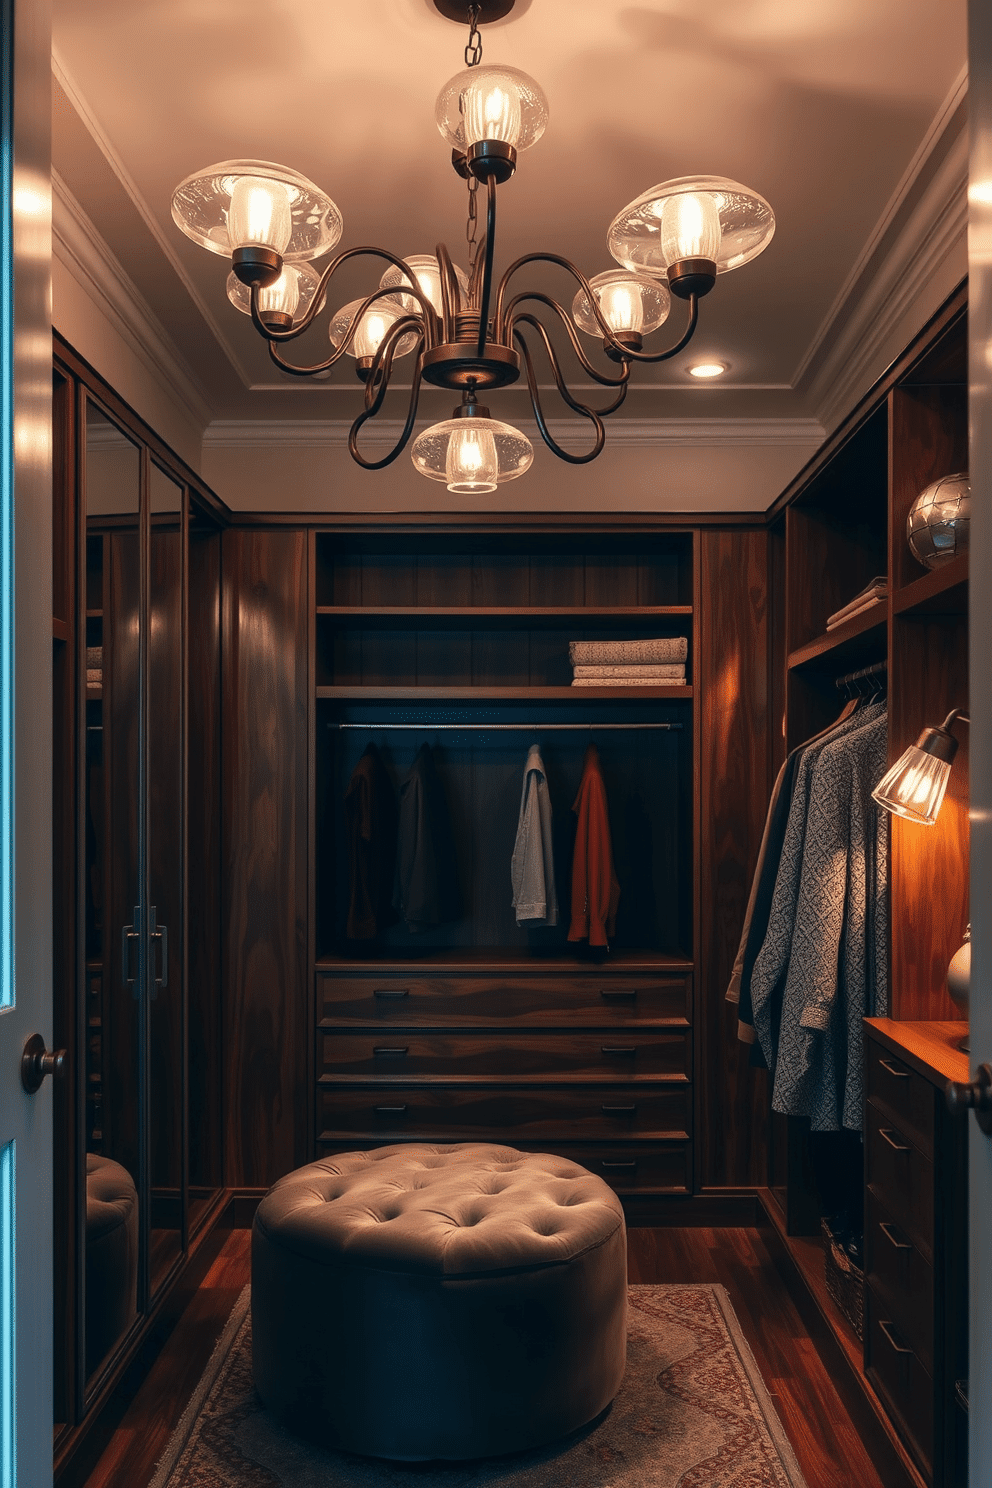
[568,744,620,948]
[393,743,461,933]
[344,743,398,940]
[510,743,558,926]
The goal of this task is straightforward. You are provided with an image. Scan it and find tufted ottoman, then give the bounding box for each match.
[251,1142,627,1460]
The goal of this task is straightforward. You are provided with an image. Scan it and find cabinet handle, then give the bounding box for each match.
[879,1320,913,1356]
[878,1127,911,1152]
[374,1105,408,1115]
[879,1221,912,1251]
[602,1104,637,1114]
[879,1057,910,1079]
[600,989,636,1001]
[601,1046,637,1056]
[373,1046,409,1057]
[601,1159,637,1170]
[373,988,409,1000]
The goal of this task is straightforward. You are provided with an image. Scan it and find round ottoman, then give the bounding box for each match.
[251,1142,627,1460]
[85,1153,138,1375]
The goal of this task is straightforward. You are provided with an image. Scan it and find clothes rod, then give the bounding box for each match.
[331,722,682,731]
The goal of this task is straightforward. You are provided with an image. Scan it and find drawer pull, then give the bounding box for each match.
[879,1319,913,1356]
[373,1046,409,1057]
[600,989,637,1001]
[374,1105,408,1115]
[601,1159,637,1170]
[601,1046,637,1056]
[373,988,409,1000]
[879,1127,911,1152]
[879,1057,911,1079]
[879,1221,912,1251]
[602,1103,637,1114]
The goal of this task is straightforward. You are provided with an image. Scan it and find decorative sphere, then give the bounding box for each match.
[906,471,971,570]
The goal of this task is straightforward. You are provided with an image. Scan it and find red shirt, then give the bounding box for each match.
[568,745,620,947]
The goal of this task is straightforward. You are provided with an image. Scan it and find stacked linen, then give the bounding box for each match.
[568,637,687,686]
[826,576,887,631]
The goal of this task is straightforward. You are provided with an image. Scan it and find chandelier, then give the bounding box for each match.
[171,0,775,495]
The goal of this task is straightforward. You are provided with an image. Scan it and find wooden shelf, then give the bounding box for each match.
[787,605,887,671]
[52,616,69,642]
[315,947,694,972]
[317,685,692,701]
[892,554,968,617]
[316,605,692,629]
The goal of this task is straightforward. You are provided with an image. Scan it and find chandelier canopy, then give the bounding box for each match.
[171,0,775,491]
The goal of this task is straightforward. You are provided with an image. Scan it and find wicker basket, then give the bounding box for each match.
[821,1219,864,1341]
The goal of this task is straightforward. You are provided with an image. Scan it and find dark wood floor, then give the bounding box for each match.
[75,1224,889,1488]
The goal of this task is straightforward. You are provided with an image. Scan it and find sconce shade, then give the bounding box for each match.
[411,414,534,493]
[572,270,671,338]
[379,255,470,317]
[872,725,959,825]
[608,175,775,277]
[435,66,549,154]
[328,298,419,359]
[171,160,343,262]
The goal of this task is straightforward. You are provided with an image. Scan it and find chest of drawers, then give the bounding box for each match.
[315,956,693,1196]
[863,1021,968,1488]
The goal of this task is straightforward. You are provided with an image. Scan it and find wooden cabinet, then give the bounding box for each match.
[864,1022,968,1488]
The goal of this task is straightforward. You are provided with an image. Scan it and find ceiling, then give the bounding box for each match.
[50,0,968,442]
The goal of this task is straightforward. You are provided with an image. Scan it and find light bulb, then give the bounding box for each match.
[872,748,951,825]
[658,191,722,266]
[328,298,418,361]
[379,255,469,317]
[227,176,293,255]
[463,77,522,149]
[354,308,395,360]
[598,279,644,334]
[258,266,302,319]
[571,271,669,342]
[446,425,499,494]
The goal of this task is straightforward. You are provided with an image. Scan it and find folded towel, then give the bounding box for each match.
[826,594,886,630]
[570,677,686,687]
[569,637,687,665]
[86,646,103,668]
[572,663,685,679]
[826,582,887,629]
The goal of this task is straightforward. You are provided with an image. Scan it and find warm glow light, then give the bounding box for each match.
[969,181,992,205]
[872,747,950,825]
[463,78,523,149]
[599,280,643,334]
[658,191,722,265]
[688,362,726,379]
[445,425,499,494]
[227,176,293,254]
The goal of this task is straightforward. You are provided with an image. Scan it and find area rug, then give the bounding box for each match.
[148,1284,807,1488]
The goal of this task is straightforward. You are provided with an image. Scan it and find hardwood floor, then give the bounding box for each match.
[75,1224,890,1488]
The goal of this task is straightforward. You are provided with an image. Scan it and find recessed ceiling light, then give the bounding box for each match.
[688,362,726,379]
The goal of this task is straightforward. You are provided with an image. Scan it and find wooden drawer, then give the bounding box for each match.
[317,971,691,1028]
[317,1085,691,1144]
[866,1286,934,1478]
[866,1106,934,1261]
[319,1029,691,1082]
[866,1192,934,1371]
[867,1041,935,1160]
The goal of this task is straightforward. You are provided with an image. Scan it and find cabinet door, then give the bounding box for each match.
[147,464,185,1295]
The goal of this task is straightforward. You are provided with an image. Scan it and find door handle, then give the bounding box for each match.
[149,906,168,995]
[946,1064,992,1136]
[21,1034,67,1094]
[121,905,140,994]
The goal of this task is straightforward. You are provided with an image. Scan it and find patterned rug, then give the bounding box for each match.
[148,1284,808,1488]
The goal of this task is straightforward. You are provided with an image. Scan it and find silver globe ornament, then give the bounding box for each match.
[906,471,971,570]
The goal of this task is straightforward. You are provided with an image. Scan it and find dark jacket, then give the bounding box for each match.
[344,743,398,940]
[393,744,461,932]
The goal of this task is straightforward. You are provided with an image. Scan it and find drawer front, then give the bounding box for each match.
[866,1287,934,1478]
[317,972,691,1028]
[317,1085,691,1144]
[866,1108,934,1261]
[866,1193,934,1370]
[313,1138,691,1195]
[320,1029,691,1082]
[866,1042,935,1159]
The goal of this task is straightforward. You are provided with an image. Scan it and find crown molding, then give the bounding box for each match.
[796,66,968,430]
[52,170,215,433]
[202,416,825,452]
[52,49,255,392]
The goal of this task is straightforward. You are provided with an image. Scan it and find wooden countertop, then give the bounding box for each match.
[865,1017,969,1086]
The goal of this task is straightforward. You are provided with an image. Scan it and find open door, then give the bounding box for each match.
[1,0,54,1483]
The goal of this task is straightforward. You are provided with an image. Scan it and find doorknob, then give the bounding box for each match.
[21,1034,67,1094]
[945,1063,992,1136]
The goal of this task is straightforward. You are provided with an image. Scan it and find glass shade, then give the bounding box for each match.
[411,416,534,494]
[328,298,418,359]
[379,255,470,317]
[608,175,775,276]
[226,261,324,321]
[572,270,671,338]
[872,746,951,825]
[435,66,549,154]
[171,159,343,262]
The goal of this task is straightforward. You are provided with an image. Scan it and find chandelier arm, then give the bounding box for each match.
[503,292,630,389]
[362,317,426,414]
[435,242,462,344]
[263,291,428,379]
[348,354,425,471]
[619,293,699,364]
[513,325,606,465]
[248,247,438,345]
[476,173,499,357]
[512,312,628,419]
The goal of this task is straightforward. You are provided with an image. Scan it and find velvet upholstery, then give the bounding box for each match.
[251,1143,627,1460]
[85,1153,139,1376]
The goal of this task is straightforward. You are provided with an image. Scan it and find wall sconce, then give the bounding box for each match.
[871,709,970,825]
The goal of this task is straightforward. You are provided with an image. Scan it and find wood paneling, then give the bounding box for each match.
[889,386,969,595]
[698,529,771,1188]
[222,529,309,1186]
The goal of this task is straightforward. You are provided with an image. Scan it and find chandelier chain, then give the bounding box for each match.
[464,3,483,66]
[465,174,480,272]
